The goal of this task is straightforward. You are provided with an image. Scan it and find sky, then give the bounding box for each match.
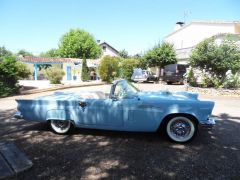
[0,0,240,55]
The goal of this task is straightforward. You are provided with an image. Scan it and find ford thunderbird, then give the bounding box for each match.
[15,79,215,143]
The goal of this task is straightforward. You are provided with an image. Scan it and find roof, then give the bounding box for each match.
[164,20,240,39]
[99,42,119,54]
[18,56,101,64]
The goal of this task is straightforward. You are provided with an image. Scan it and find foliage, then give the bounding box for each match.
[186,68,197,87]
[0,55,31,97]
[190,35,240,79]
[98,56,120,83]
[81,56,89,81]
[40,49,60,58]
[144,42,177,68]
[58,28,102,59]
[119,58,139,80]
[46,66,65,84]
[119,49,129,58]
[201,74,215,88]
[0,46,12,60]
[222,72,240,89]
[17,49,33,56]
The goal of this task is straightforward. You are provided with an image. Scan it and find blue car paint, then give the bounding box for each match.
[15,80,215,132]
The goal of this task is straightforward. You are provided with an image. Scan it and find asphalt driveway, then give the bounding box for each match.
[0,84,239,179]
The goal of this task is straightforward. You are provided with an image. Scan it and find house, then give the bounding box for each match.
[18,56,101,81]
[164,21,240,64]
[98,41,119,57]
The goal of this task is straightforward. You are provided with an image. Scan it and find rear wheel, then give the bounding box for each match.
[166,116,197,143]
[50,120,72,134]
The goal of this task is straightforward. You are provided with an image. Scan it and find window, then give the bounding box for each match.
[102,45,106,52]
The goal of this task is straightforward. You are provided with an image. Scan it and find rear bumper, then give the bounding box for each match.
[199,118,216,129]
[14,112,23,119]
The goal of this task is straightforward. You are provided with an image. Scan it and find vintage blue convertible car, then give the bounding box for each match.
[15,80,215,143]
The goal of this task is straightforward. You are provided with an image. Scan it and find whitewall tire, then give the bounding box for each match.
[166,116,196,143]
[50,120,71,134]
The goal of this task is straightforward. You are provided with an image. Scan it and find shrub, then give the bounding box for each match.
[0,55,31,97]
[98,56,120,83]
[46,66,65,84]
[202,74,215,88]
[119,58,139,80]
[81,57,89,81]
[186,68,197,87]
[222,72,240,89]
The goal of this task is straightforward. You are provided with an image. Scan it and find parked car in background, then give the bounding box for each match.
[131,68,158,82]
[15,79,215,143]
[163,64,187,84]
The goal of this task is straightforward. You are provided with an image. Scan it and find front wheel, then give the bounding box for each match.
[166,116,197,143]
[50,120,72,134]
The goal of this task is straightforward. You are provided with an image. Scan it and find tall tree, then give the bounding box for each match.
[144,42,177,77]
[81,55,89,81]
[144,42,177,68]
[0,46,12,60]
[58,29,102,58]
[40,49,60,58]
[17,49,33,56]
[119,49,129,58]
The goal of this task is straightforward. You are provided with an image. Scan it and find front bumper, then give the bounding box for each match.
[199,118,216,129]
[14,111,23,119]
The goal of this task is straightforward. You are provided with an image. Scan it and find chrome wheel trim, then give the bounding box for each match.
[50,120,71,134]
[166,116,195,142]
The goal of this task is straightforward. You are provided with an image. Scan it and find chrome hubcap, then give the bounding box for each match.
[170,120,191,137]
[53,120,69,129]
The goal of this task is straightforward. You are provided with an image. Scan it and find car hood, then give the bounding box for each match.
[137,91,199,101]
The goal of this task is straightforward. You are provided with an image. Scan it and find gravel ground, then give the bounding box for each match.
[0,83,240,180]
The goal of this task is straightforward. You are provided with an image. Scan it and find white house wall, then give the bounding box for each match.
[165,23,236,50]
[103,47,118,57]
[165,22,238,62]
[62,63,82,81]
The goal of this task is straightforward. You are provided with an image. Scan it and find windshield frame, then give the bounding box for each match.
[110,80,140,99]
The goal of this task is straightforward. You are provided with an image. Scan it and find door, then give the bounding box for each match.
[76,99,123,127]
[67,66,72,80]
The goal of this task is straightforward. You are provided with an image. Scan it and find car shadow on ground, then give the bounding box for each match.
[0,109,239,179]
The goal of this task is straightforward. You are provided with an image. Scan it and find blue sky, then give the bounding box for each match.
[0,0,239,55]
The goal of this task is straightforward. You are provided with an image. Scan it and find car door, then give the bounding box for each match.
[76,98,123,127]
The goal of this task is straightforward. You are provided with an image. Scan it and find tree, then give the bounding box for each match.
[0,55,31,97]
[81,56,89,81]
[58,29,102,59]
[0,46,12,60]
[190,35,240,79]
[119,49,129,58]
[17,49,33,56]
[119,58,139,80]
[144,42,177,76]
[40,49,60,58]
[98,56,120,82]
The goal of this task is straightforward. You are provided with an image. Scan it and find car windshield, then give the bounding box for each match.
[114,80,139,98]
